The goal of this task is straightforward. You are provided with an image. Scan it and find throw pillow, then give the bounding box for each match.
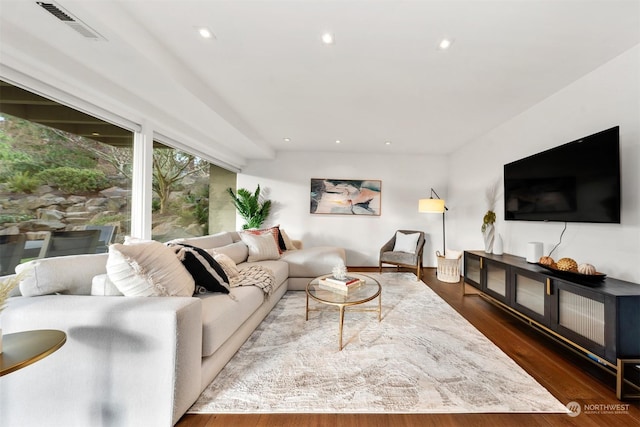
[106,241,195,297]
[280,229,297,251]
[393,231,420,254]
[244,226,286,253]
[167,243,230,294]
[211,252,240,279]
[239,232,281,262]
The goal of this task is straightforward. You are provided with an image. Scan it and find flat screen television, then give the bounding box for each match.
[504,126,620,223]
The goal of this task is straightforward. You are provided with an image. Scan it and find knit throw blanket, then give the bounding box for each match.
[230,265,275,297]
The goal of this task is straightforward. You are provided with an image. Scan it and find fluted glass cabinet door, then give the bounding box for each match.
[466,256,481,288]
[485,262,507,299]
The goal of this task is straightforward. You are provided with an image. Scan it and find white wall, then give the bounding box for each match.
[239,45,639,283]
[448,45,640,283]
[238,152,449,267]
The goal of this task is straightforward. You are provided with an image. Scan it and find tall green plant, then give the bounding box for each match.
[227,185,271,230]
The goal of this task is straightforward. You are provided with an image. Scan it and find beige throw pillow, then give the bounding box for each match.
[239,232,280,262]
[211,252,240,278]
[106,241,195,297]
[280,229,297,251]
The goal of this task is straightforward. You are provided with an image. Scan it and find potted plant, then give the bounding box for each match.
[226,185,272,230]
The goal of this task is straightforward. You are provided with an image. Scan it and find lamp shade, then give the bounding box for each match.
[419,198,446,213]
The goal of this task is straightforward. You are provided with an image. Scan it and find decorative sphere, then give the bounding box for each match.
[578,263,597,275]
[539,256,555,266]
[557,258,578,272]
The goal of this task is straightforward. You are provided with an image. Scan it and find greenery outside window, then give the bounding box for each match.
[0,81,133,266]
[151,141,210,242]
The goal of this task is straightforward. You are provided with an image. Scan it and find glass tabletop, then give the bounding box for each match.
[307,273,381,305]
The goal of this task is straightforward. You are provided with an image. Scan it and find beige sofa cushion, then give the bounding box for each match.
[207,241,248,264]
[197,259,288,357]
[198,286,264,357]
[175,232,234,250]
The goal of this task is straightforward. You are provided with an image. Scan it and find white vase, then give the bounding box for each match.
[494,233,504,255]
[483,224,495,253]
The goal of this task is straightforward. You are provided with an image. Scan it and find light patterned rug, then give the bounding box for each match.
[188,273,569,414]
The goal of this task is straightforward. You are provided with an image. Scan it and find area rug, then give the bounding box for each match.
[188,273,569,414]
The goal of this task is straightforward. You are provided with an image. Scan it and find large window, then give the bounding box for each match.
[151,141,210,242]
[0,81,132,266]
[0,81,236,274]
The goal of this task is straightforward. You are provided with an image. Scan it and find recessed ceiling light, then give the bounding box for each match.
[321,32,335,45]
[385,141,392,146]
[198,27,213,39]
[438,38,453,50]
[283,137,291,142]
[335,139,341,144]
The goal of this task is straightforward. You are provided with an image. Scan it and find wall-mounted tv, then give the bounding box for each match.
[504,126,620,224]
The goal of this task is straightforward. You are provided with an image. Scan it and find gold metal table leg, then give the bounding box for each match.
[339,305,345,351]
[305,293,309,321]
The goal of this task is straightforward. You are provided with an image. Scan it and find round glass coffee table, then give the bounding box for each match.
[306,273,381,350]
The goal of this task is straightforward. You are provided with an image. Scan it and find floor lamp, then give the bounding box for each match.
[418,188,448,255]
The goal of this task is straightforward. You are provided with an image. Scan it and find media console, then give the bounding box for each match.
[463,250,640,400]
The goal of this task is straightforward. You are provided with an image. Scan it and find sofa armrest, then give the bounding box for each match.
[0,295,202,427]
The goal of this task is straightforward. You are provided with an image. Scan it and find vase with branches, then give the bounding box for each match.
[481,180,500,253]
[0,271,26,353]
[226,185,272,230]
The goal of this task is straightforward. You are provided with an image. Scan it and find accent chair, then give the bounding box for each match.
[379,230,425,280]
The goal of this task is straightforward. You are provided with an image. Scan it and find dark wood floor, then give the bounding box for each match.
[176,268,640,427]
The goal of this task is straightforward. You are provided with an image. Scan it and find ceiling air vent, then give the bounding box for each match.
[36,1,105,40]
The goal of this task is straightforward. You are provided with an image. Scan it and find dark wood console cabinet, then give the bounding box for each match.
[464,250,640,400]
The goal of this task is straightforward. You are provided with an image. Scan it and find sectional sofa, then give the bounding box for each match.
[0,230,345,426]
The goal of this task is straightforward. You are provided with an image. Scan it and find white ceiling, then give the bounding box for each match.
[1,0,639,168]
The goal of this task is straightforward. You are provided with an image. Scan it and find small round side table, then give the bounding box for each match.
[0,329,66,376]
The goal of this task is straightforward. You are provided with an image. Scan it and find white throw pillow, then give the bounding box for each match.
[106,241,195,297]
[393,231,420,254]
[239,232,281,262]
